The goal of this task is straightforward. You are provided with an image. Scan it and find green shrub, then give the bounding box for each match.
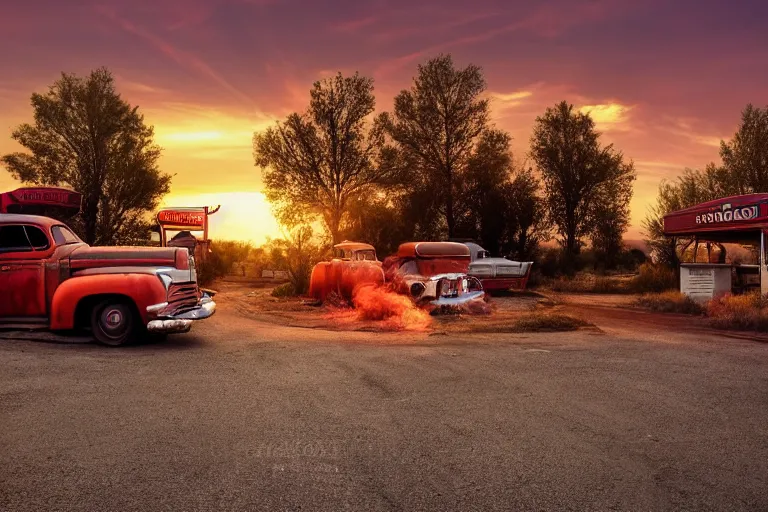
[634,291,704,314]
[271,283,296,298]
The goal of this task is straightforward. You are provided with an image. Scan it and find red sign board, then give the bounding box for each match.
[157,209,206,229]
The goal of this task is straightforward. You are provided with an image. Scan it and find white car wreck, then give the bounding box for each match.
[464,242,534,292]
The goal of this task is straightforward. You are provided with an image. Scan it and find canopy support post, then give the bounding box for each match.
[762,231,768,297]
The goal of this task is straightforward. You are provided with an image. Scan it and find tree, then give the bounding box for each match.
[503,168,548,260]
[720,104,768,194]
[1,68,170,245]
[253,72,401,245]
[381,54,489,238]
[531,101,636,261]
[455,130,547,259]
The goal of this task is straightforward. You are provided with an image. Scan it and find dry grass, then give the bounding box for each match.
[633,291,705,315]
[630,264,677,293]
[547,275,629,294]
[509,312,589,332]
[706,293,768,332]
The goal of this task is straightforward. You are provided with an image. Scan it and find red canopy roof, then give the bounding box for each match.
[663,194,768,237]
[0,187,81,215]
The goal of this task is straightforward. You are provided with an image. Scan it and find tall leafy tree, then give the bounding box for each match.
[253,72,400,244]
[456,130,547,259]
[503,168,548,260]
[720,104,768,194]
[531,101,635,260]
[380,54,489,238]
[1,67,170,245]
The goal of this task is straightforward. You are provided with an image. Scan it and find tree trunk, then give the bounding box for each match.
[82,192,99,245]
[446,192,455,238]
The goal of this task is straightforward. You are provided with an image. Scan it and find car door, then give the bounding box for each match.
[0,224,49,319]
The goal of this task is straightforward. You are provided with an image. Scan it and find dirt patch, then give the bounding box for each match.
[214,281,592,334]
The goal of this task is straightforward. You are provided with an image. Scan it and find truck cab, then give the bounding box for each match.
[0,214,215,346]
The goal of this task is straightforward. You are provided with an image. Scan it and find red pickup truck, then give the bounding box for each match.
[0,214,215,346]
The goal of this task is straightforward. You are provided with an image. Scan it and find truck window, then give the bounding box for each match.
[0,225,33,252]
[25,226,50,250]
[52,225,80,245]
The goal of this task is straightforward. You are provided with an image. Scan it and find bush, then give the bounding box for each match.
[547,275,627,294]
[511,312,588,332]
[271,283,296,297]
[629,263,676,294]
[634,291,704,315]
[706,293,768,331]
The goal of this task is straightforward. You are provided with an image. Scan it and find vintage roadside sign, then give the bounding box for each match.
[156,208,207,229]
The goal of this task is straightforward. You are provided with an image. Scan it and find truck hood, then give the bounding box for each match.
[69,245,178,270]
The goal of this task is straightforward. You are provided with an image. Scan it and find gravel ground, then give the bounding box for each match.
[1,289,768,511]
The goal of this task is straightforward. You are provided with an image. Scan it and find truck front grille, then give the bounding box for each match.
[166,283,200,316]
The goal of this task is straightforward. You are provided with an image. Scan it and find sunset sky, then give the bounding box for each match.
[1,0,766,244]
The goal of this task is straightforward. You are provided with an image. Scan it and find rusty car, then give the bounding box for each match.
[0,214,215,346]
[309,240,485,308]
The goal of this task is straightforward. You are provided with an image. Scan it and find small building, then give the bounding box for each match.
[663,194,768,300]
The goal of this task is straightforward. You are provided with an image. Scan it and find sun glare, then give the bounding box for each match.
[159,191,281,245]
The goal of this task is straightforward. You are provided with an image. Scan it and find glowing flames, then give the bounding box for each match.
[325,284,432,331]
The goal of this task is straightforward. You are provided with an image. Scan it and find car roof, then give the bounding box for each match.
[333,241,376,252]
[0,213,62,228]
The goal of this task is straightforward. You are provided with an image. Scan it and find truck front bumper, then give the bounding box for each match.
[146,293,216,334]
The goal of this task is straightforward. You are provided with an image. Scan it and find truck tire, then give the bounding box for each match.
[90,300,137,347]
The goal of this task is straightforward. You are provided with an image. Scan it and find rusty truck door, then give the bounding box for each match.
[0,224,48,319]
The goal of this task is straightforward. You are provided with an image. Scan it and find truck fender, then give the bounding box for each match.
[50,274,167,330]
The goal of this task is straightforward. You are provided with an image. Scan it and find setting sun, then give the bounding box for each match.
[159,191,281,245]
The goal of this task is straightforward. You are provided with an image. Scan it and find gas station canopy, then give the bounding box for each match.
[0,187,82,215]
[663,193,768,238]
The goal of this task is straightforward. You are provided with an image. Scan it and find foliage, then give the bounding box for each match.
[545,274,628,294]
[271,283,296,298]
[706,292,768,331]
[719,104,768,194]
[1,67,171,245]
[344,194,411,258]
[530,101,635,264]
[381,54,490,238]
[456,130,548,259]
[634,292,705,314]
[197,240,254,285]
[253,72,401,244]
[269,225,324,295]
[510,312,588,332]
[629,263,676,294]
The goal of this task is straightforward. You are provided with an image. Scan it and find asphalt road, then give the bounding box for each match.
[2,302,768,511]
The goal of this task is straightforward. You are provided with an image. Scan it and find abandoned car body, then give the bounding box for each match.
[384,242,485,306]
[0,214,215,346]
[464,242,534,292]
[309,241,485,307]
[308,241,385,302]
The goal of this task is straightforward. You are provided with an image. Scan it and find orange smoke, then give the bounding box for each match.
[324,284,432,331]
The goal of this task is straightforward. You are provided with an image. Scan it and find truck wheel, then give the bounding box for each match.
[91,300,137,347]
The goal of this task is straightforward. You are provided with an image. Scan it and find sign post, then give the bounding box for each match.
[156,205,220,262]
